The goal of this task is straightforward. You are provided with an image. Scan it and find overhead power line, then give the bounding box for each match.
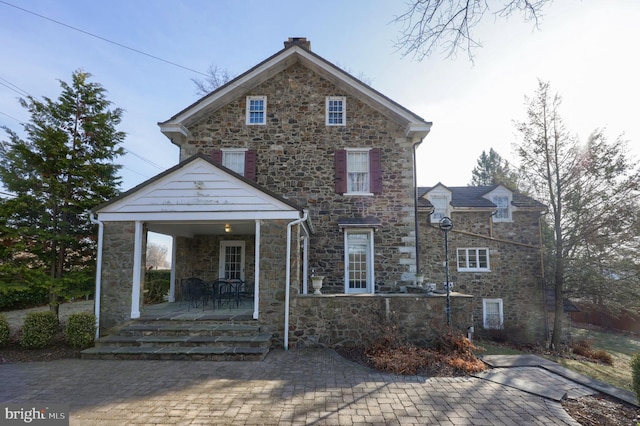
[0,76,31,97]
[124,148,167,170]
[0,0,208,77]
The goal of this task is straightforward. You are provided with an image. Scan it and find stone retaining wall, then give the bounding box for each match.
[288,293,474,348]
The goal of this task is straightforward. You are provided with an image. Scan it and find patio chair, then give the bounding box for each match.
[217,279,241,309]
[180,277,207,310]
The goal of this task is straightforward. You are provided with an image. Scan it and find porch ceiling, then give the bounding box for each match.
[147,221,256,238]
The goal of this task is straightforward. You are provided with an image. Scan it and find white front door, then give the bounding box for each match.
[219,241,245,280]
[344,230,374,293]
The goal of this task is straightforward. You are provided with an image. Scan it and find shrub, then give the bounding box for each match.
[20,311,59,349]
[0,313,10,346]
[569,339,613,365]
[631,352,640,405]
[144,269,171,305]
[65,312,97,349]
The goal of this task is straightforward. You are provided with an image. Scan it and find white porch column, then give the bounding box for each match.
[253,219,260,320]
[131,220,143,319]
[168,235,177,302]
[302,235,309,294]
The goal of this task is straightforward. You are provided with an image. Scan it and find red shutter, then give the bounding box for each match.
[211,149,222,164]
[369,148,382,194]
[334,149,347,194]
[244,149,257,181]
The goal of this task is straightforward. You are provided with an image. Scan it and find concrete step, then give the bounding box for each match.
[118,322,262,337]
[80,345,268,361]
[93,333,272,349]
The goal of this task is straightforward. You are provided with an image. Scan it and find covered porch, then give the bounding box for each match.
[92,155,311,336]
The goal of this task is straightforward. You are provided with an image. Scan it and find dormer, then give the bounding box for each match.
[483,185,514,222]
[426,184,452,222]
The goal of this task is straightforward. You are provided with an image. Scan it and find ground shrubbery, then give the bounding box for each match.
[0,313,10,346]
[144,269,171,305]
[570,339,614,365]
[631,352,640,405]
[20,311,59,349]
[364,327,486,376]
[65,312,97,349]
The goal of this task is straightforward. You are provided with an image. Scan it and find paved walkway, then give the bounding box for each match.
[0,350,583,425]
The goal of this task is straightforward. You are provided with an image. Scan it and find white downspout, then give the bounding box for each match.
[284,210,308,350]
[89,213,103,340]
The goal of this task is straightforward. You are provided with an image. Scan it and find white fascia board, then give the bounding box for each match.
[96,210,302,222]
[405,123,432,141]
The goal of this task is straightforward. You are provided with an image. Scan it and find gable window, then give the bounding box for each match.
[211,149,257,180]
[457,248,490,272]
[430,195,450,221]
[334,149,382,195]
[493,196,511,221]
[483,298,504,329]
[326,96,345,125]
[246,96,266,125]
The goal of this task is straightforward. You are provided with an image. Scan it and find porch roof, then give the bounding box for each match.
[93,154,305,233]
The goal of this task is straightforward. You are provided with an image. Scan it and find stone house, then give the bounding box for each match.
[90,38,546,350]
[418,184,547,342]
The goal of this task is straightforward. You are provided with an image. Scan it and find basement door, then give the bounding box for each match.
[219,241,245,280]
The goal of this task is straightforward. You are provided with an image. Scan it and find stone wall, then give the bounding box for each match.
[99,221,136,333]
[419,210,545,342]
[180,62,418,291]
[289,293,474,348]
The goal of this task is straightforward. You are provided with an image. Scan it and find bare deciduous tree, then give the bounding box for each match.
[146,242,169,269]
[394,0,551,61]
[191,64,234,96]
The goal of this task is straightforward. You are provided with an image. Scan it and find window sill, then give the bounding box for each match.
[344,192,374,197]
[458,269,491,273]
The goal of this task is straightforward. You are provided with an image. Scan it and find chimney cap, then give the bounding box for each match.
[284,37,311,50]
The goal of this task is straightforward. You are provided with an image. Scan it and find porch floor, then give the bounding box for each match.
[140,300,254,321]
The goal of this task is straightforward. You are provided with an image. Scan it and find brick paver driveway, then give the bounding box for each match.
[0,349,578,425]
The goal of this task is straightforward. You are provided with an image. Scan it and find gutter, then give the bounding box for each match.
[89,213,103,340]
[413,137,425,274]
[284,209,309,350]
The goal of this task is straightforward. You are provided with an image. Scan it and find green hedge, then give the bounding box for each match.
[144,270,170,305]
[65,312,97,349]
[20,311,59,349]
[631,352,640,405]
[0,313,9,346]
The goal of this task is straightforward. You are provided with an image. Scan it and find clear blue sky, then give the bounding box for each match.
[2,0,638,193]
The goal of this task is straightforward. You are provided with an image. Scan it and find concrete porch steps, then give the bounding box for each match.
[81,317,271,361]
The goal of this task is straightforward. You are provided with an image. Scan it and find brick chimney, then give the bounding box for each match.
[284,37,311,50]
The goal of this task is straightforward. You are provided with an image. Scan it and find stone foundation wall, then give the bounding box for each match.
[288,293,474,348]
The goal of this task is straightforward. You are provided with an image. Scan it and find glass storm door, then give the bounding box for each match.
[219,241,245,280]
[345,231,373,293]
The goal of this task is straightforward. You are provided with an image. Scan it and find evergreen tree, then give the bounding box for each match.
[470,148,519,188]
[0,70,125,315]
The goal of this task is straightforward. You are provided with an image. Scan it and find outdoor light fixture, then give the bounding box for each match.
[224,224,232,233]
[439,217,453,326]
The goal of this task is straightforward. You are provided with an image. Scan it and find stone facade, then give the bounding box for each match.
[99,221,145,333]
[180,63,418,291]
[289,294,474,348]
[419,210,545,342]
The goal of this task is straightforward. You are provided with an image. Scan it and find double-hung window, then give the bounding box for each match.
[246,96,266,125]
[457,248,490,272]
[222,149,246,175]
[346,149,370,193]
[493,196,511,221]
[430,195,449,221]
[326,96,345,125]
[483,298,504,329]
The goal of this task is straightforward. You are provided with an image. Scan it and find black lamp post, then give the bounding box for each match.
[439,217,453,326]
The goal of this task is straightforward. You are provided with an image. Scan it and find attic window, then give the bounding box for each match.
[246,96,266,125]
[430,195,450,221]
[492,195,512,222]
[326,96,345,126]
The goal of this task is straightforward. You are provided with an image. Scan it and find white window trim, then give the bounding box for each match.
[219,240,246,280]
[457,248,490,272]
[344,148,373,196]
[483,298,504,329]
[428,191,451,222]
[492,195,512,222]
[246,95,267,125]
[326,96,346,126]
[343,228,375,294]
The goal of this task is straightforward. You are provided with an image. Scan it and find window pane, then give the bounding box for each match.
[327,98,344,124]
[493,196,510,219]
[222,152,245,175]
[457,250,467,269]
[347,151,369,192]
[468,249,478,268]
[478,249,488,268]
[248,98,265,124]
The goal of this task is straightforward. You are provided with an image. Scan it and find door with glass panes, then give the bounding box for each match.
[219,241,245,280]
[344,230,373,293]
